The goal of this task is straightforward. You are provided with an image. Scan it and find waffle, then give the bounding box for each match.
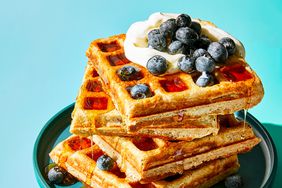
[70,64,219,140]
[92,115,260,182]
[50,135,239,188]
[86,33,264,130]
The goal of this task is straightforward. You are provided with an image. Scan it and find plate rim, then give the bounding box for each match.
[33,103,75,188]
[33,104,277,188]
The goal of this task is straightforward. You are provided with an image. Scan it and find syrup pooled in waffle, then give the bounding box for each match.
[92,115,260,182]
[70,64,219,140]
[50,135,239,188]
[86,34,264,129]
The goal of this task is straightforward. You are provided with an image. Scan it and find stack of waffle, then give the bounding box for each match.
[50,30,263,187]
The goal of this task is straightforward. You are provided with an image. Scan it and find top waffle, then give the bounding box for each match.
[87,34,263,126]
[70,63,219,139]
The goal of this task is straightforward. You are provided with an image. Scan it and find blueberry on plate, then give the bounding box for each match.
[195,55,215,73]
[148,30,167,52]
[146,55,168,75]
[177,55,195,73]
[194,36,211,49]
[168,40,186,54]
[196,72,214,87]
[45,163,77,185]
[97,154,114,171]
[47,166,66,184]
[176,14,191,27]
[207,42,228,63]
[224,174,243,188]
[160,18,177,37]
[175,27,198,46]
[190,21,201,35]
[117,66,141,81]
[192,48,209,59]
[219,37,236,56]
[130,84,153,99]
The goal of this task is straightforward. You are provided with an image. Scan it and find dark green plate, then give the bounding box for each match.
[33,104,277,188]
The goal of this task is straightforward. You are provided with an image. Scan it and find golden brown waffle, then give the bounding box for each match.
[86,34,264,130]
[70,64,219,140]
[50,135,239,188]
[92,115,260,182]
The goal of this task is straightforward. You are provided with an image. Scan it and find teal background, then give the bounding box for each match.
[0,0,281,187]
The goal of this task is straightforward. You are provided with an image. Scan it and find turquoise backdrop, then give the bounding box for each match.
[0,0,281,187]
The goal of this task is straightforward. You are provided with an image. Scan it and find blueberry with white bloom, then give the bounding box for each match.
[195,55,215,73]
[168,40,186,54]
[130,84,153,99]
[196,72,214,87]
[175,27,198,46]
[147,55,168,75]
[177,56,196,73]
[176,14,191,27]
[207,42,228,63]
[219,37,236,56]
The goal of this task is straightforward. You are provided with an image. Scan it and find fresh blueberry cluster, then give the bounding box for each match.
[146,13,237,87]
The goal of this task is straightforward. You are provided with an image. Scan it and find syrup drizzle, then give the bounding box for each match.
[243,109,248,129]
[91,138,94,160]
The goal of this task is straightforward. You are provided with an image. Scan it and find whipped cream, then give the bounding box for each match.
[124,12,245,75]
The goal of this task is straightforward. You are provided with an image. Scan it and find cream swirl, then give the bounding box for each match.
[124,12,245,75]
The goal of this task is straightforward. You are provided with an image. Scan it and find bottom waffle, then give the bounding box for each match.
[49,135,239,188]
[92,115,260,182]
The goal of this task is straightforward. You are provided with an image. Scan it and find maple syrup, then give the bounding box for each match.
[243,109,248,129]
[107,53,130,66]
[132,137,158,151]
[98,41,121,52]
[86,150,104,161]
[109,163,126,178]
[69,137,91,151]
[130,182,155,188]
[159,77,188,92]
[86,80,103,92]
[164,173,182,182]
[83,97,108,110]
[92,69,99,77]
[219,64,252,82]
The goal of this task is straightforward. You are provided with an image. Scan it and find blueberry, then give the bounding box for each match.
[196,72,214,87]
[224,174,243,188]
[168,40,186,54]
[177,56,195,73]
[146,55,168,75]
[160,18,177,37]
[192,48,209,59]
[195,55,215,73]
[176,27,198,46]
[130,84,153,99]
[117,66,141,81]
[207,42,228,63]
[148,29,160,38]
[194,36,211,49]
[47,166,66,184]
[219,37,236,56]
[148,30,167,52]
[190,21,201,35]
[97,154,114,171]
[176,14,191,27]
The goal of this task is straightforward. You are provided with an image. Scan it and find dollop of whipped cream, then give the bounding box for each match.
[124,12,245,75]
